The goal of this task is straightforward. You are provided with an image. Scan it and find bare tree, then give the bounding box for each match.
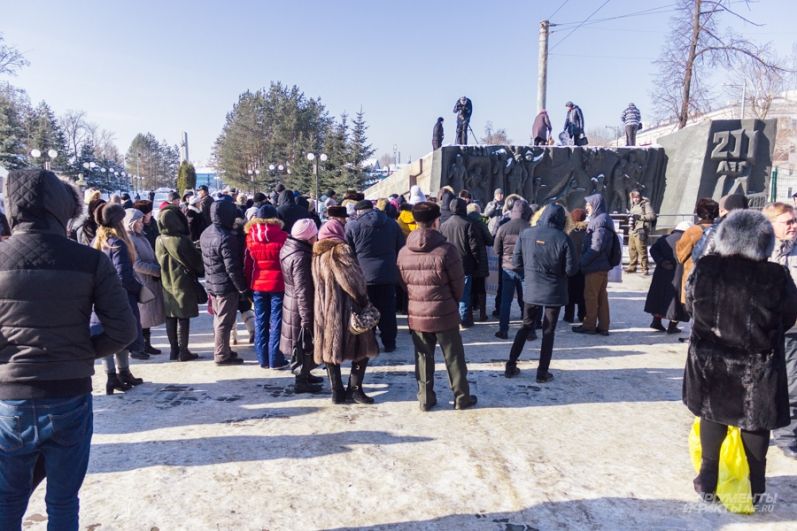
[0,33,29,77]
[481,121,512,145]
[378,153,393,168]
[586,127,617,148]
[653,0,787,127]
[59,110,88,161]
[730,52,787,119]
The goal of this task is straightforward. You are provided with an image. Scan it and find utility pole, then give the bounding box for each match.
[537,19,550,113]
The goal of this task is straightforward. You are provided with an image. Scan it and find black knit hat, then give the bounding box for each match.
[412,202,441,223]
[355,199,373,211]
[327,205,348,218]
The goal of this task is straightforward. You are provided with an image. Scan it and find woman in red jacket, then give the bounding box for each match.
[245,205,288,368]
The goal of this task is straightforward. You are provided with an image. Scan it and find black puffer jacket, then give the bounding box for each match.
[279,236,314,356]
[439,198,481,275]
[276,190,310,233]
[0,170,137,399]
[200,199,247,296]
[345,208,404,285]
[494,199,532,272]
[513,204,577,306]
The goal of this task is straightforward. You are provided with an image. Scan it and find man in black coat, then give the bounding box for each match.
[0,169,137,529]
[453,96,473,145]
[345,200,405,352]
[506,204,576,383]
[196,185,214,227]
[494,199,532,338]
[200,200,249,365]
[439,197,482,327]
[432,117,444,150]
[276,189,310,233]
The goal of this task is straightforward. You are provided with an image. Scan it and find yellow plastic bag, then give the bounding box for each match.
[689,418,755,514]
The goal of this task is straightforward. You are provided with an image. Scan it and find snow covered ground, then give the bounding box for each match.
[21,274,797,530]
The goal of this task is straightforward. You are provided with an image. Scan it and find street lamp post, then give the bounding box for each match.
[605,125,621,147]
[30,149,58,170]
[306,152,328,206]
[248,168,261,195]
[268,163,286,190]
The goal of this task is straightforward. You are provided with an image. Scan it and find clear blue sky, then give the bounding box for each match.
[3,0,794,166]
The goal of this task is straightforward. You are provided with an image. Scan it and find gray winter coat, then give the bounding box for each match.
[130,231,166,329]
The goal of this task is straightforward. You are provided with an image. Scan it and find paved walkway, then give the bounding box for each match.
[22,275,797,530]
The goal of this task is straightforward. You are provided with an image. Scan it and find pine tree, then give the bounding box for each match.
[0,83,29,169]
[25,101,68,169]
[348,109,375,189]
[175,160,197,195]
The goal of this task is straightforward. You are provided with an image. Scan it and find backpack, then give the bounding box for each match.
[609,229,622,268]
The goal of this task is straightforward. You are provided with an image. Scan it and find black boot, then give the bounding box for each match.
[650,317,666,332]
[477,293,488,322]
[106,372,132,395]
[178,318,199,362]
[166,318,179,360]
[142,328,162,355]
[667,321,682,334]
[505,327,528,378]
[295,353,322,394]
[347,359,374,404]
[327,364,346,404]
[118,368,143,386]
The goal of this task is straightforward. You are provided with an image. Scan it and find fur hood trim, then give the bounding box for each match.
[313,238,346,256]
[714,209,774,261]
[244,217,284,234]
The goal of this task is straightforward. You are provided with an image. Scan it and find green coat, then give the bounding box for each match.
[155,206,205,318]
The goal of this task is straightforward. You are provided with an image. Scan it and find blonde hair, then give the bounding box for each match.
[84,188,101,205]
[531,205,546,226]
[762,202,794,221]
[93,224,137,262]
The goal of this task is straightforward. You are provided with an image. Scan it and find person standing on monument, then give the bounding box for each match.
[432,117,444,150]
[453,96,473,145]
[625,190,657,275]
[563,101,586,146]
[621,103,642,146]
[532,109,552,146]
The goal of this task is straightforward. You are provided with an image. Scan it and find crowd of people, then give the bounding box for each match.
[2,165,797,527]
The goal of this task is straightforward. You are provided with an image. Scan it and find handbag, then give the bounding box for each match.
[138,284,156,304]
[349,301,380,335]
[189,273,208,305]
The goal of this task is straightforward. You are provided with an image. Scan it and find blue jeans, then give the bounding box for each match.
[254,291,285,368]
[499,269,524,334]
[0,394,93,531]
[458,275,473,323]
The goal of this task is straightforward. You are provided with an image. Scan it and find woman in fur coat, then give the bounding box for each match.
[312,214,379,404]
[685,209,797,503]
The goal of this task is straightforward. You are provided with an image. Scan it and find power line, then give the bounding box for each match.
[548,0,571,19]
[549,0,611,51]
[552,3,677,29]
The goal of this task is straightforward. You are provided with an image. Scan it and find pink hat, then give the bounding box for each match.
[291,218,318,241]
[318,218,346,242]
